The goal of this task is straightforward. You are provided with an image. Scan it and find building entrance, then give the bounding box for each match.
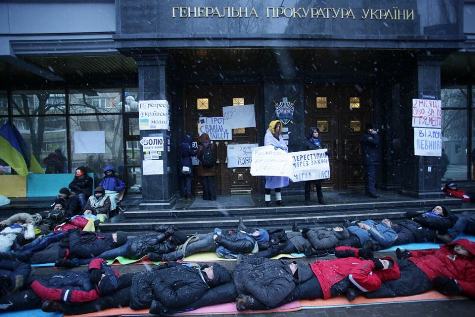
[184,84,262,195]
[305,84,373,189]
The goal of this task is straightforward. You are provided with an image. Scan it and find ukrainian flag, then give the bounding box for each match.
[0,122,44,176]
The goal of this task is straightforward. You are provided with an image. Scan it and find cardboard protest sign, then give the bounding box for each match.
[412,99,442,128]
[198,117,232,140]
[227,143,258,168]
[223,104,256,129]
[414,127,442,157]
[290,149,330,182]
[139,100,169,130]
[250,146,293,177]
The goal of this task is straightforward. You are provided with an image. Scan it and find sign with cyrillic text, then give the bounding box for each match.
[290,149,330,182]
[412,99,442,128]
[227,143,258,168]
[250,146,293,177]
[139,100,169,130]
[414,128,442,157]
[223,104,256,129]
[198,117,232,140]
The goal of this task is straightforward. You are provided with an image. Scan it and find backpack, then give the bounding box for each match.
[201,145,216,168]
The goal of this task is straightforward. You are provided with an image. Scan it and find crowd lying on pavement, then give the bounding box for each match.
[1,203,475,315]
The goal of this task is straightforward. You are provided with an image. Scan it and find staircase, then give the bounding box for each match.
[98,195,470,235]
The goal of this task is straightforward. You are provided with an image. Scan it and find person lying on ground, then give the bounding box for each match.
[0,253,31,299]
[51,187,82,217]
[390,219,439,245]
[405,205,456,235]
[296,224,350,256]
[148,232,217,262]
[438,211,475,243]
[365,239,475,299]
[338,218,397,250]
[234,249,399,311]
[0,258,119,312]
[129,262,235,315]
[254,227,315,258]
[214,227,269,259]
[0,213,39,252]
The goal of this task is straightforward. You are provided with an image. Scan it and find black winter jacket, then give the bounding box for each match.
[69,175,93,197]
[52,195,82,217]
[130,263,212,310]
[393,220,437,245]
[0,255,31,295]
[405,210,455,234]
[304,227,350,250]
[216,231,256,254]
[361,132,380,165]
[69,230,116,259]
[126,232,176,259]
[286,232,313,253]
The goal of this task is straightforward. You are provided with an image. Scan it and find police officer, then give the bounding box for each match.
[361,123,380,198]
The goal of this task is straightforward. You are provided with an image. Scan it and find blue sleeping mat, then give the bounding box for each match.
[4,309,62,317]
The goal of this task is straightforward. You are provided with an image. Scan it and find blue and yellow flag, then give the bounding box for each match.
[0,122,44,176]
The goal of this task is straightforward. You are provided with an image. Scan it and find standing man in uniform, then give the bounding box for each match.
[361,123,380,198]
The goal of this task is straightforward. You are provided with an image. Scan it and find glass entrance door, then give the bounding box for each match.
[123,113,141,193]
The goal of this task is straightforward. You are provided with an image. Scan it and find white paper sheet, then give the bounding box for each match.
[143,160,164,175]
[73,131,105,154]
[222,104,256,129]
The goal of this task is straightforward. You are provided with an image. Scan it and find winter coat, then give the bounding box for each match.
[196,136,217,177]
[84,195,111,215]
[347,220,397,249]
[264,122,289,189]
[130,263,213,310]
[99,166,126,192]
[233,257,298,309]
[393,220,437,245]
[406,210,455,234]
[409,239,475,298]
[30,258,118,303]
[180,134,197,169]
[54,216,89,233]
[0,224,35,253]
[310,256,400,299]
[126,232,176,259]
[304,128,325,151]
[286,231,313,253]
[68,230,116,259]
[304,227,350,250]
[52,195,82,217]
[216,230,256,254]
[361,131,380,165]
[0,255,31,294]
[69,174,93,197]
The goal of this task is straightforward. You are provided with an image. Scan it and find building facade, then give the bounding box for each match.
[1,0,474,206]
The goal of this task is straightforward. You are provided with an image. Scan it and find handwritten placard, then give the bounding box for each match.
[223,104,256,129]
[250,146,293,177]
[139,100,170,130]
[227,143,258,168]
[198,117,232,140]
[412,99,442,128]
[290,149,330,182]
[414,127,442,157]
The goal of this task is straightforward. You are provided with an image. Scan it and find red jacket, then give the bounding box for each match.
[310,255,400,299]
[409,239,475,298]
[443,187,471,202]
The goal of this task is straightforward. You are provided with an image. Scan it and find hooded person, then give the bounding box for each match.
[180,133,197,199]
[84,186,111,221]
[367,239,475,299]
[197,133,217,201]
[99,165,126,212]
[303,127,326,204]
[69,166,94,209]
[129,262,236,315]
[263,120,289,207]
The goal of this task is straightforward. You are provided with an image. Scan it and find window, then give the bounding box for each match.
[316,120,329,133]
[12,91,65,115]
[124,89,139,112]
[233,97,245,134]
[349,97,360,109]
[316,96,327,109]
[350,120,361,132]
[69,90,121,114]
[441,88,468,181]
[197,98,209,110]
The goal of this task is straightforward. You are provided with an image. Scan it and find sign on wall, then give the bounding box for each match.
[143,159,164,175]
[250,145,293,177]
[412,99,442,128]
[139,100,170,130]
[222,104,256,129]
[140,136,164,160]
[73,131,105,154]
[290,149,330,182]
[198,117,232,140]
[227,143,258,168]
[414,127,442,157]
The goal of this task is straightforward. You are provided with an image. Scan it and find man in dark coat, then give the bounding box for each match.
[360,123,380,198]
[405,205,455,235]
[130,262,235,315]
[69,166,94,209]
[51,187,82,217]
[179,133,197,199]
[303,127,326,204]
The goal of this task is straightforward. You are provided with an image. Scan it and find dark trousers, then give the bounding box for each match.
[365,260,432,298]
[304,180,324,202]
[256,241,297,258]
[161,233,216,261]
[364,163,377,195]
[448,212,475,238]
[0,289,41,312]
[202,176,216,200]
[181,173,193,198]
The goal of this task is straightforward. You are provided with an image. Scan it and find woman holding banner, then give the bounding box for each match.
[304,127,326,204]
[264,120,289,207]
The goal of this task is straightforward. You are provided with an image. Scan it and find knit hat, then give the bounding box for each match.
[98,274,118,296]
[372,257,394,270]
[94,186,105,194]
[59,187,71,196]
[114,231,128,246]
[252,229,269,245]
[207,264,231,287]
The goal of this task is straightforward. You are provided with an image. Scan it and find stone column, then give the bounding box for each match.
[136,53,175,207]
[400,56,444,198]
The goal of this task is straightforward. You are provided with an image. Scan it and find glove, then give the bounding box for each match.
[433,276,461,296]
[89,268,103,284]
[396,248,411,260]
